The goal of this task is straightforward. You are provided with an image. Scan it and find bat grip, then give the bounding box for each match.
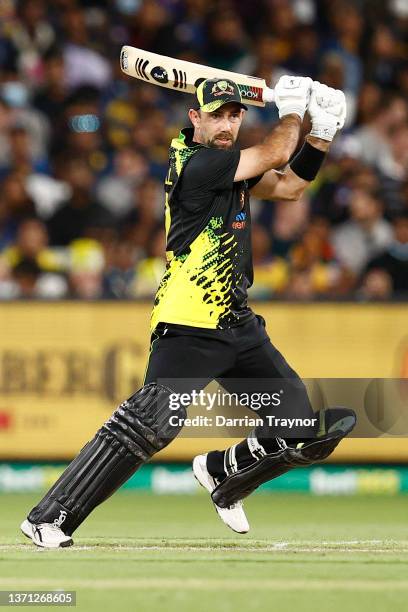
[262,87,275,104]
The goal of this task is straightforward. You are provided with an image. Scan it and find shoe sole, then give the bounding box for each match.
[193,456,248,534]
[20,522,74,549]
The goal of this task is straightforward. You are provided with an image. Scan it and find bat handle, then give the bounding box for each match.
[262,87,275,104]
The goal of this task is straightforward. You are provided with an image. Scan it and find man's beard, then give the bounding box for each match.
[207,132,235,149]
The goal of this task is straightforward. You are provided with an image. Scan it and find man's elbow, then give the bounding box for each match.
[269,151,291,169]
[259,145,292,171]
[276,142,301,168]
[279,186,305,201]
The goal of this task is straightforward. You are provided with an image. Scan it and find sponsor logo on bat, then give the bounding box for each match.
[239,86,262,101]
[212,80,235,96]
[151,66,169,84]
[243,90,260,98]
[120,49,128,71]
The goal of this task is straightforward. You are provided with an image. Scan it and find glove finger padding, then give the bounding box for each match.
[211,407,356,509]
[274,75,313,120]
[308,81,347,140]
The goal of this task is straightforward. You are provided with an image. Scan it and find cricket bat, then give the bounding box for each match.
[120,46,275,107]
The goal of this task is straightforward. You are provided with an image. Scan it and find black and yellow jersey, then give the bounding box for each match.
[150,127,262,331]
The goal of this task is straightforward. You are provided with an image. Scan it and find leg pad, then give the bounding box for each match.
[28,383,185,535]
[212,408,356,508]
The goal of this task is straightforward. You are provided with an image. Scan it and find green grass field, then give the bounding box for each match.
[1,492,408,611]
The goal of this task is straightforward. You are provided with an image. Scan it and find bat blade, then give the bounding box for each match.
[120,46,274,107]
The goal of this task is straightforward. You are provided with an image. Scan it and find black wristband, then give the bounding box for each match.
[289,141,326,182]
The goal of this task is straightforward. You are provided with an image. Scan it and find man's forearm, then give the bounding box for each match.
[261,114,302,168]
[235,114,303,181]
[249,131,331,200]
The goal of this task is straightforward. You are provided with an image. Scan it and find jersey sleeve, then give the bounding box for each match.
[247,174,264,189]
[182,148,241,193]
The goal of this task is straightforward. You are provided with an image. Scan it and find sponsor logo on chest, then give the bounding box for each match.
[232,211,247,230]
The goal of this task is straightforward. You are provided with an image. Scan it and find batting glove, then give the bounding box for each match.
[274,75,313,121]
[308,81,347,141]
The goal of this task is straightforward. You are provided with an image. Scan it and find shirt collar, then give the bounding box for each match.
[178,127,202,148]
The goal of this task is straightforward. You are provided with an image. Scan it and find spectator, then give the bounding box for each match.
[126,0,172,54]
[47,158,113,246]
[366,24,404,90]
[11,0,56,85]
[324,0,363,95]
[355,81,382,126]
[270,195,310,257]
[96,148,149,219]
[10,257,67,299]
[0,256,18,299]
[131,228,166,298]
[2,215,68,271]
[62,6,112,90]
[103,240,139,299]
[354,94,408,177]
[310,135,366,225]
[284,25,319,80]
[122,178,163,249]
[333,188,393,276]
[11,259,41,299]
[361,212,408,298]
[205,8,249,70]
[32,46,68,120]
[1,171,37,225]
[358,269,393,301]
[233,34,286,124]
[288,217,341,297]
[3,218,68,297]
[0,124,48,176]
[317,52,357,126]
[68,238,105,299]
[249,224,288,299]
[0,93,49,172]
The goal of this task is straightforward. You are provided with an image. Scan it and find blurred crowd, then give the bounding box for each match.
[0,0,407,301]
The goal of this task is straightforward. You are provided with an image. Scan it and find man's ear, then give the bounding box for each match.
[188,108,200,129]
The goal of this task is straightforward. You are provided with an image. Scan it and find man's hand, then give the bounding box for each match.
[308,81,347,142]
[274,75,313,121]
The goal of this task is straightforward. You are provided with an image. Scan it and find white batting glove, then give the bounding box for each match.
[274,75,313,121]
[308,81,347,141]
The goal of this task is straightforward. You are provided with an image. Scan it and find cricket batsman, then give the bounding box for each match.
[21,75,355,547]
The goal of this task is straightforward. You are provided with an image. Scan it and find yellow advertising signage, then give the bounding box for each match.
[0,302,407,461]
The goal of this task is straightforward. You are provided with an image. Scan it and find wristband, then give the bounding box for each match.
[289,141,326,181]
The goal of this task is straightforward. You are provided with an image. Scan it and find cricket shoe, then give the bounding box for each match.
[193,454,249,534]
[20,519,73,549]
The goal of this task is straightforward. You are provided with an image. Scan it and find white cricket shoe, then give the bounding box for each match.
[20,519,73,549]
[193,454,249,534]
